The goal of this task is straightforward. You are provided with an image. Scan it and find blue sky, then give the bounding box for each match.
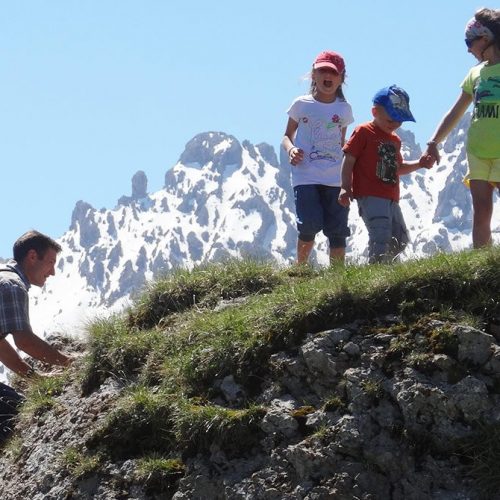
[0,0,481,258]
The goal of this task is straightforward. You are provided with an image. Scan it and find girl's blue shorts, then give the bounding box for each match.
[294,184,350,248]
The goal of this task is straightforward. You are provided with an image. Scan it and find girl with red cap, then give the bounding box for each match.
[282,50,354,265]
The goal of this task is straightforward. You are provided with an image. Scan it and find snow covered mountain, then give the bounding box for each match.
[28,114,499,337]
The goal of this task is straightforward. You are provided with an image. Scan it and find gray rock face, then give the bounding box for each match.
[187,318,497,499]
[177,131,243,174]
[456,325,494,365]
[397,127,422,160]
[118,170,152,208]
[260,397,299,437]
[116,259,145,298]
[1,311,500,498]
[70,200,100,249]
[131,170,147,199]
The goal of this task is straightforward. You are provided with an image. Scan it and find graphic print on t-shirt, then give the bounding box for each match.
[307,116,342,167]
[473,76,500,119]
[376,141,398,184]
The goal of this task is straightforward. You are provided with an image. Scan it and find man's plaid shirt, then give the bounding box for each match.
[0,260,31,339]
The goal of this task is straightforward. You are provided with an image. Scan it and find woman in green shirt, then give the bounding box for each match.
[424,8,500,249]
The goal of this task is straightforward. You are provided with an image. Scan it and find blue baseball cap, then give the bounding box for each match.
[373,85,415,122]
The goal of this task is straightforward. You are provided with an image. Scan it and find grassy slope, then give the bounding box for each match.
[9,247,500,495]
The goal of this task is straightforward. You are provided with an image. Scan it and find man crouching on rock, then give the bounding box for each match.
[0,230,72,443]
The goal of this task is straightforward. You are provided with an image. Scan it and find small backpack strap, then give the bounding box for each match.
[0,266,18,274]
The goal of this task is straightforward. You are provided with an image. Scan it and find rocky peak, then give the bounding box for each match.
[177,131,243,172]
[256,142,279,167]
[70,200,94,231]
[117,170,152,208]
[131,170,147,199]
[69,200,100,249]
[397,128,421,160]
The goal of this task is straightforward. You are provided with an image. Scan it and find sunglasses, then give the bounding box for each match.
[465,36,481,48]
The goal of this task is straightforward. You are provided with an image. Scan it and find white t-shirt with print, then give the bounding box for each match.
[287,94,354,187]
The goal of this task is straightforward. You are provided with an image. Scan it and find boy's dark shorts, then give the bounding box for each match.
[294,184,350,248]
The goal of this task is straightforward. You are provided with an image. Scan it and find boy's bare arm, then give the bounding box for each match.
[399,154,435,175]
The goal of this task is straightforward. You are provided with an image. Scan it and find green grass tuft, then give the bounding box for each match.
[135,454,185,494]
[127,259,285,329]
[360,379,385,401]
[173,401,266,456]
[20,374,68,418]
[62,447,103,478]
[87,386,175,459]
[81,316,167,394]
[427,323,459,356]
[322,396,347,413]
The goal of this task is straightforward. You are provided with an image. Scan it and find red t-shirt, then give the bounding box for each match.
[343,121,403,202]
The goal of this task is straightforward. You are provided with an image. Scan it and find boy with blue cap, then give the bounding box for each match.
[338,85,434,263]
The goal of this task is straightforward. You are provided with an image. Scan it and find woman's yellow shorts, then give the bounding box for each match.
[464,152,500,187]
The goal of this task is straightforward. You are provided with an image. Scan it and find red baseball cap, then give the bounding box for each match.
[313,51,345,74]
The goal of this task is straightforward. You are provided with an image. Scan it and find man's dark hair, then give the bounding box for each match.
[13,230,62,262]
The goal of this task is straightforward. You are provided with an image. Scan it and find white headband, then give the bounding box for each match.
[465,17,494,41]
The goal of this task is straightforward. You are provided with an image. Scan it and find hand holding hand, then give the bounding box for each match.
[424,141,440,165]
[419,154,435,169]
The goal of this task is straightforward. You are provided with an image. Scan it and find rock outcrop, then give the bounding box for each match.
[1,313,500,498]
